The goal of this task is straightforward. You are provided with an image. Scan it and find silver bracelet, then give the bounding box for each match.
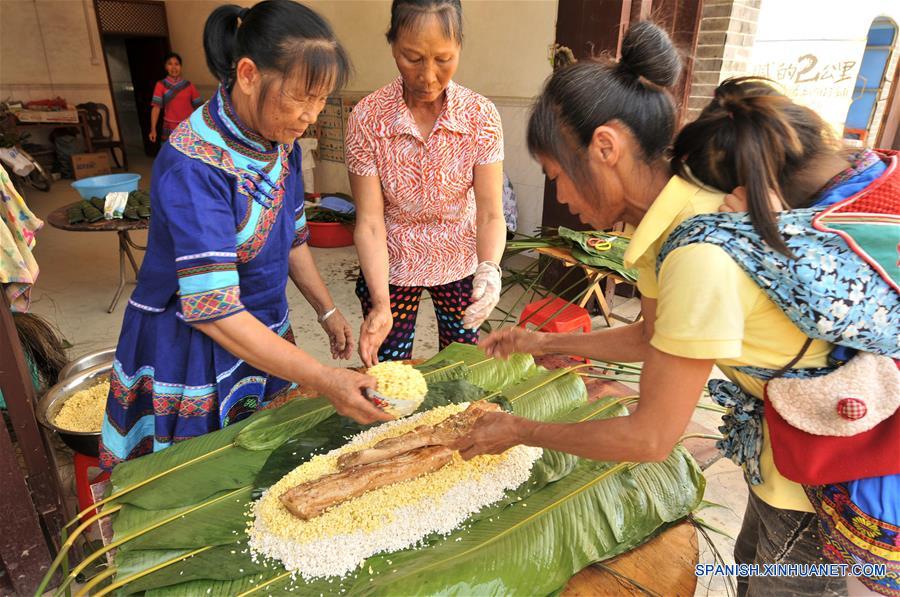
[318,307,337,323]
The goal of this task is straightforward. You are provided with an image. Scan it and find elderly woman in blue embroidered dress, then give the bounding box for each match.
[100,0,391,470]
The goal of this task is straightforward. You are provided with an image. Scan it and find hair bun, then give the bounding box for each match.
[618,21,681,88]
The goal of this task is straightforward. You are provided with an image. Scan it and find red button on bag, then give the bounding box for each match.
[836,397,867,421]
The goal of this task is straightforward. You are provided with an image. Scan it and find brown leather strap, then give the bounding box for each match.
[771,337,815,380]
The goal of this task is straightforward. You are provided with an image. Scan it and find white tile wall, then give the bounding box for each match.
[496,102,545,236]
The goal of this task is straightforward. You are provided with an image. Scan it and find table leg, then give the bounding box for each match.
[108,232,128,313]
[121,230,140,277]
[580,270,612,327]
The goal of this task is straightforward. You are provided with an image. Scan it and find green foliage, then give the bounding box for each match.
[80,344,704,597]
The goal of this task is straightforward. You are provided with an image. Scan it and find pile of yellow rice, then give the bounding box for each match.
[248,403,542,578]
[53,381,108,432]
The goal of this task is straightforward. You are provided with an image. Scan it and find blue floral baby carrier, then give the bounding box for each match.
[659,150,900,594]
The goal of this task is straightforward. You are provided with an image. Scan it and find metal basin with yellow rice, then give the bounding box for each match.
[37,362,111,457]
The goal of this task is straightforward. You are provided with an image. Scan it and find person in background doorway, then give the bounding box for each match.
[149,52,202,143]
[346,0,506,366]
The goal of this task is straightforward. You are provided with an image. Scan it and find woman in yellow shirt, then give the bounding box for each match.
[452,22,897,596]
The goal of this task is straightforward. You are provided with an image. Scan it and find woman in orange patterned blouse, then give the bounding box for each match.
[345,0,506,366]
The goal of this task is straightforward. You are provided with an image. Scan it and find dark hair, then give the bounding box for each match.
[672,77,838,256]
[203,0,350,99]
[527,22,681,187]
[386,0,462,44]
[164,52,182,65]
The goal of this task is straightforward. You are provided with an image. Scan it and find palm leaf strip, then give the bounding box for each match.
[54,488,246,595]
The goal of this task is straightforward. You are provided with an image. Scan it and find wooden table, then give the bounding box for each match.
[46,202,148,313]
[535,355,720,596]
[7,111,94,153]
[536,245,639,327]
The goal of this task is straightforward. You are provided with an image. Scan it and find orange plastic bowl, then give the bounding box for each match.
[307,221,354,248]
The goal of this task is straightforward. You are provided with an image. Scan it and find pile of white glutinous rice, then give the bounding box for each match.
[248,402,542,579]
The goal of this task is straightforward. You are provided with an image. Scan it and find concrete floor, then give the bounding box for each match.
[23,154,747,596]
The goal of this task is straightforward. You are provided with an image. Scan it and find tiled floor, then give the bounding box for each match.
[22,155,748,596]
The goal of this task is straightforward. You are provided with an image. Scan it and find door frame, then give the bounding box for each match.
[876,45,900,149]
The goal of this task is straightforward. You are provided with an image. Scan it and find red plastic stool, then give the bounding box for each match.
[74,452,110,520]
[518,297,592,362]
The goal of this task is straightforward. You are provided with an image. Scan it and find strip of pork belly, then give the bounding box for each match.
[336,401,501,470]
[279,445,453,520]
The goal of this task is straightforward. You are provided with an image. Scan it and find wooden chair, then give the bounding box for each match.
[76,102,128,170]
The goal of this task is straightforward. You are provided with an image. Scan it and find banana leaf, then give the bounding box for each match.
[502,367,588,420]
[414,359,470,382]
[116,372,579,555]
[420,343,535,391]
[557,227,639,282]
[144,576,258,597]
[107,398,635,594]
[189,447,703,596]
[110,398,334,511]
[117,542,267,595]
[115,487,254,552]
[233,397,334,451]
[119,446,271,512]
[119,430,579,596]
[89,348,703,596]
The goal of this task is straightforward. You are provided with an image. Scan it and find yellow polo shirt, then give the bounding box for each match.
[624,175,831,513]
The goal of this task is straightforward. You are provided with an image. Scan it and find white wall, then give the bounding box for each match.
[750,0,900,133]
[164,0,557,235]
[0,0,116,133]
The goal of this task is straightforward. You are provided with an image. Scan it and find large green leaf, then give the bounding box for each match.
[109,415,248,494]
[238,448,703,596]
[115,487,253,552]
[421,343,535,391]
[502,367,588,420]
[108,395,636,594]
[118,542,269,595]
[415,359,470,382]
[100,351,701,597]
[110,398,334,511]
[234,397,334,451]
[558,227,638,282]
[121,446,270,511]
[144,576,258,597]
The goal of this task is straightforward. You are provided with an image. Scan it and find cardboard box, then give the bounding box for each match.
[72,153,111,180]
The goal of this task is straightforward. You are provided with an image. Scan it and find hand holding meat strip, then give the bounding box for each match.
[336,401,501,470]
[280,445,453,520]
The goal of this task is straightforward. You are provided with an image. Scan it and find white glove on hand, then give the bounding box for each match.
[463,261,502,330]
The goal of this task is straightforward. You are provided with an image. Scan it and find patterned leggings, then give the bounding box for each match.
[355,274,478,362]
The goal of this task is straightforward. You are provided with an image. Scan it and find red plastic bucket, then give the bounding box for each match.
[307,221,354,248]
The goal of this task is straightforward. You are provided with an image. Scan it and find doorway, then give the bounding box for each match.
[542,0,703,232]
[103,37,170,156]
[94,0,171,158]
